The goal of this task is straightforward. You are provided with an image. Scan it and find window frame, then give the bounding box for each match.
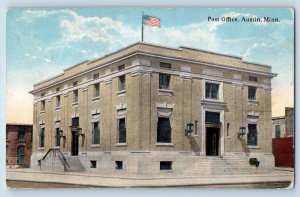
[93,83,100,98]
[118,118,126,143]
[39,127,45,148]
[55,128,61,147]
[205,82,219,100]
[17,146,25,165]
[157,117,171,143]
[159,73,171,90]
[41,100,45,111]
[73,89,78,103]
[275,125,281,138]
[56,95,61,108]
[118,75,126,91]
[18,127,26,142]
[247,124,258,146]
[248,86,257,101]
[92,121,100,145]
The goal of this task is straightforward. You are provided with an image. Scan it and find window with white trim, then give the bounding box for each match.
[205,82,219,99]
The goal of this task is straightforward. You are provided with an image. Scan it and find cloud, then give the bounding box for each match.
[242,42,273,62]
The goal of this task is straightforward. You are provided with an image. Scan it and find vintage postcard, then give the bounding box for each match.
[5,8,294,188]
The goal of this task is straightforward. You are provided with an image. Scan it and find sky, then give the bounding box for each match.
[6,8,294,124]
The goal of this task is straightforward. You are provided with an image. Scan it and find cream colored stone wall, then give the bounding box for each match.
[31,43,275,168]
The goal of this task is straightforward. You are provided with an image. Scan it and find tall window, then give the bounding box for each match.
[73,90,78,103]
[159,74,170,89]
[17,146,25,165]
[93,83,100,97]
[157,117,171,143]
[39,127,45,148]
[248,86,257,100]
[92,122,100,144]
[275,125,281,138]
[118,118,126,143]
[18,127,25,141]
[55,128,60,147]
[56,95,61,108]
[247,124,257,146]
[118,75,126,91]
[205,83,219,99]
[41,100,45,111]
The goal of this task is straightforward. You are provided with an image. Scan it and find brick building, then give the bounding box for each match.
[6,124,33,168]
[29,42,276,174]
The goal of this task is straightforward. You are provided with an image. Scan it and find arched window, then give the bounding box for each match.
[275,125,281,138]
[17,146,25,165]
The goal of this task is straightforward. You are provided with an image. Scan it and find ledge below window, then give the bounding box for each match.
[72,102,79,106]
[38,147,45,151]
[155,143,174,147]
[55,107,61,111]
[91,144,101,148]
[115,143,127,147]
[40,111,45,114]
[158,89,174,96]
[247,145,260,149]
[248,100,259,105]
[117,90,126,97]
[92,97,100,102]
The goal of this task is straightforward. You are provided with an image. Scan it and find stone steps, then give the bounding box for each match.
[65,157,85,172]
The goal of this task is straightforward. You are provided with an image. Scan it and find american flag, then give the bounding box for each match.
[143,15,160,28]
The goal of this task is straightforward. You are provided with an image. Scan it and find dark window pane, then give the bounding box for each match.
[275,125,281,138]
[249,76,258,82]
[159,74,170,89]
[93,73,99,79]
[205,112,220,124]
[40,128,45,148]
[118,65,125,71]
[18,127,25,141]
[205,83,219,99]
[56,95,60,107]
[72,117,79,127]
[93,122,100,144]
[247,124,257,145]
[160,161,172,170]
[55,128,60,147]
[119,118,126,143]
[116,161,123,170]
[157,117,171,143]
[17,146,25,165]
[94,83,100,97]
[160,62,171,69]
[119,75,126,91]
[73,90,78,102]
[248,86,256,100]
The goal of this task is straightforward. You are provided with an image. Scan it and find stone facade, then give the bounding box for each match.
[6,124,33,168]
[30,42,276,173]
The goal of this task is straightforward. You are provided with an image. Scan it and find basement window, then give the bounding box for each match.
[90,160,97,168]
[115,161,123,170]
[160,161,172,170]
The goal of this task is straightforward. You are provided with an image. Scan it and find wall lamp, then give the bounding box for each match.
[238,127,246,140]
[185,123,194,136]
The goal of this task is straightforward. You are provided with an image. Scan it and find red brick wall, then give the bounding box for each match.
[6,125,32,168]
[272,137,294,168]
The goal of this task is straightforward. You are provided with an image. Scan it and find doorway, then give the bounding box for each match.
[71,131,79,156]
[206,127,220,156]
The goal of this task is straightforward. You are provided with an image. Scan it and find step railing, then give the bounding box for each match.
[39,148,70,171]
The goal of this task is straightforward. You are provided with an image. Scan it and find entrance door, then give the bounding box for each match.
[206,127,220,156]
[71,131,79,156]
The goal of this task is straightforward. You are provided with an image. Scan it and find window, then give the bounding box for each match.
[118,75,126,91]
[39,127,45,148]
[56,95,60,108]
[205,83,219,99]
[118,65,125,71]
[72,117,79,127]
[73,90,78,103]
[205,111,220,124]
[93,73,99,79]
[160,62,171,69]
[73,81,77,86]
[159,74,170,89]
[249,76,258,82]
[90,160,97,168]
[248,86,256,100]
[118,118,126,143]
[115,161,123,170]
[55,128,60,147]
[18,127,25,141]
[247,124,257,146]
[275,125,281,138]
[92,122,100,144]
[41,100,45,111]
[160,161,172,170]
[157,117,171,143]
[194,120,198,135]
[56,87,60,92]
[93,83,100,97]
[41,92,45,97]
[17,146,25,165]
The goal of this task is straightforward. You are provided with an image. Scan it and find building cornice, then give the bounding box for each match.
[30,48,277,95]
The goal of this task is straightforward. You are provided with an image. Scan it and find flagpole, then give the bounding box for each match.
[141,11,144,42]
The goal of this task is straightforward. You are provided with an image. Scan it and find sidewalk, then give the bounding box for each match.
[6,168,294,188]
